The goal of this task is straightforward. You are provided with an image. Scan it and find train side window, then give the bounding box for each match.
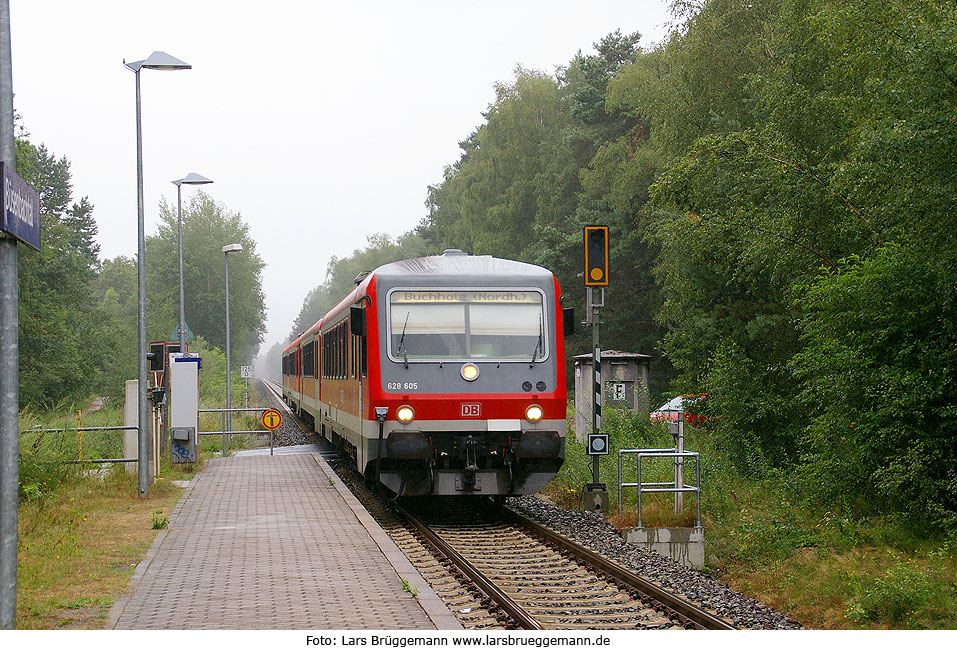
[302,341,315,377]
[336,324,341,378]
[341,322,347,378]
[329,328,335,379]
[341,323,347,379]
[350,324,356,379]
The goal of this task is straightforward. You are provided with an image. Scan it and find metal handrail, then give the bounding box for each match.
[197,407,275,455]
[21,425,136,433]
[618,448,701,528]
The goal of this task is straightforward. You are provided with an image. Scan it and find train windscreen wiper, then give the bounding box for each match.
[529,323,543,368]
[397,312,410,367]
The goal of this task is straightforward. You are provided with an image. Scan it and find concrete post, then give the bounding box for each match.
[123,380,138,474]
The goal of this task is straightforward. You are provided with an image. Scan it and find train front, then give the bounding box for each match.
[368,251,567,496]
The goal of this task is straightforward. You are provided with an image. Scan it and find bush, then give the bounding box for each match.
[846,558,936,627]
[793,243,957,529]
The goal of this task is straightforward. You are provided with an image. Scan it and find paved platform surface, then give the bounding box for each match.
[109,453,459,629]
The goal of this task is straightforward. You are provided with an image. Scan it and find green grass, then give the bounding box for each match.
[17,463,183,628]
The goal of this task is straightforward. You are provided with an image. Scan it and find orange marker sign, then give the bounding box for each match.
[261,409,283,430]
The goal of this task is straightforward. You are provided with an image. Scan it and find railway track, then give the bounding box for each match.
[262,376,735,630]
[394,498,734,630]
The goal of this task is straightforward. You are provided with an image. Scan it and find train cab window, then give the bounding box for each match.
[389,289,546,362]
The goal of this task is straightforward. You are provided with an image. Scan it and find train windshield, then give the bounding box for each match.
[389,289,546,361]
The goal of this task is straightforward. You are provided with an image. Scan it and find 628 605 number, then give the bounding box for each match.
[387,382,418,391]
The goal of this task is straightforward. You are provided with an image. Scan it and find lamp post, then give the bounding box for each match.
[125,51,191,498]
[173,173,213,352]
[0,0,17,629]
[223,243,243,449]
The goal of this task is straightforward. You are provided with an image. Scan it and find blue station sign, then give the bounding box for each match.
[0,162,40,250]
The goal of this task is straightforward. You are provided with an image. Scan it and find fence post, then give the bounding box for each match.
[675,414,684,514]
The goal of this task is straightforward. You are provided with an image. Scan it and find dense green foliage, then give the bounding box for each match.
[15,137,105,408]
[13,131,266,408]
[293,0,955,529]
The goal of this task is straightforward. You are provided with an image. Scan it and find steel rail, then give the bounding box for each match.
[501,506,736,630]
[391,502,544,630]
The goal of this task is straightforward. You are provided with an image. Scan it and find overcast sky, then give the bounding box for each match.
[9,0,672,360]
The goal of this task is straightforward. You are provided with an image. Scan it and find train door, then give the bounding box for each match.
[313,334,320,411]
[350,306,366,425]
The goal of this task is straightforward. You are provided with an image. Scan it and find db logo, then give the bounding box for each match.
[460,403,481,417]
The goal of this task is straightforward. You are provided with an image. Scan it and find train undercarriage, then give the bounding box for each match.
[374,430,564,497]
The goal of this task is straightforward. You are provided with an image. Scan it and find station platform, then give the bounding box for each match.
[108,451,460,630]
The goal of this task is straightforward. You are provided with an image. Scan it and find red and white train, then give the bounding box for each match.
[281,249,571,496]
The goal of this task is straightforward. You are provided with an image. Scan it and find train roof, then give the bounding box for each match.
[282,250,556,354]
[373,249,553,283]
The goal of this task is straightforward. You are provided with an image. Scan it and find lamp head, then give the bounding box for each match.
[173,172,214,187]
[222,243,243,254]
[125,51,191,73]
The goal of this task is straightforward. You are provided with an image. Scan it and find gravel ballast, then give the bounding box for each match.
[507,495,803,629]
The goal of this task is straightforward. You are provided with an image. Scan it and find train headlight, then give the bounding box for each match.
[396,405,415,424]
[525,404,544,423]
[461,363,480,382]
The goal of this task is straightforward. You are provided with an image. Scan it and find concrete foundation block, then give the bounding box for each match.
[622,526,705,570]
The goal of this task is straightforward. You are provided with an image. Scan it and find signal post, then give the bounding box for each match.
[582,226,609,513]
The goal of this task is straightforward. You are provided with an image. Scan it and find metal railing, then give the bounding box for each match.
[198,407,273,455]
[618,447,701,528]
[21,424,137,464]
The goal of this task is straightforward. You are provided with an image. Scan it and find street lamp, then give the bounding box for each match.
[223,243,243,450]
[125,51,191,498]
[172,173,213,352]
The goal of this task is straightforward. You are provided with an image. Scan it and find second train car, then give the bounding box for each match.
[281,249,571,496]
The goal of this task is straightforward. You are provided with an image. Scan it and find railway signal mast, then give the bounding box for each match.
[583,226,610,513]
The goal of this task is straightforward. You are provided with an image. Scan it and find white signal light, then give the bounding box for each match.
[525,404,544,423]
[396,405,415,424]
[461,363,480,382]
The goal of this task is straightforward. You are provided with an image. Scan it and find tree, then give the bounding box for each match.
[15,138,106,407]
[91,256,137,397]
[146,191,267,365]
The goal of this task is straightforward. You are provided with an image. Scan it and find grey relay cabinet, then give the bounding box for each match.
[574,350,651,443]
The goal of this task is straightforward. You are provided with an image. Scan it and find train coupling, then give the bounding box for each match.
[463,435,479,489]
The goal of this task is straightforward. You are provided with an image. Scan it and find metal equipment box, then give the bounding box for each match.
[169,352,202,463]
